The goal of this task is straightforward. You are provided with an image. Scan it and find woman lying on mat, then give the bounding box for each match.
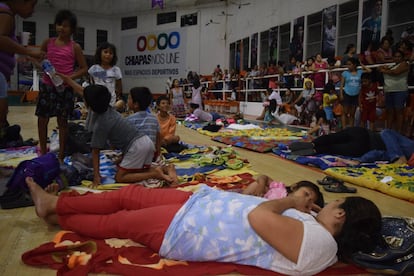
[290,127,414,165]
[27,176,381,276]
[242,175,325,210]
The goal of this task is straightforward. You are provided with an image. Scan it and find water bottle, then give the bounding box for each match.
[41,59,64,91]
[49,129,59,152]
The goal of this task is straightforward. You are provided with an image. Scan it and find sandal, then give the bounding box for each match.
[317,176,344,186]
[323,183,357,193]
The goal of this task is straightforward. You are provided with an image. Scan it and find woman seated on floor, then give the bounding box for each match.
[290,127,414,165]
[26,176,381,276]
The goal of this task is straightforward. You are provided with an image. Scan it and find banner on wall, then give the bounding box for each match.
[121,29,186,78]
[361,0,382,52]
[289,16,304,62]
[322,5,337,60]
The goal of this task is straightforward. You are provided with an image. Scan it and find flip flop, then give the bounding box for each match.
[323,183,357,193]
[317,176,344,185]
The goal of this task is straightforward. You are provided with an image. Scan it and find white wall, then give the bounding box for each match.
[15,0,360,94]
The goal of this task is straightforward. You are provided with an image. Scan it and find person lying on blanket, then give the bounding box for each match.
[189,103,223,122]
[58,74,178,187]
[27,176,381,276]
[242,176,324,210]
[290,127,414,165]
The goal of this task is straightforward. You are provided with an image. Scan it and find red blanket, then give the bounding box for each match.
[21,173,368,275]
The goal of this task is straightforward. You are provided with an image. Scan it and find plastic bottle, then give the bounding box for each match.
[49,129,59,152]
[41,59,64,90]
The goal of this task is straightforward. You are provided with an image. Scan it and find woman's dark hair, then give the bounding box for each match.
[380,36,392,48]
[324,81,335,94]
[193,78,201,89]
[347,57,359,66]
[129,87,153,110]
[156,95,170,106]
[287,181,324,208]
[361,72,372,81]
[54,10,77,32]
[269,99,277,114]
[344,44,355,54]
[190,103,200,109]
[336,197,382,260]
[83,85,111,114]
[94,42,118,66]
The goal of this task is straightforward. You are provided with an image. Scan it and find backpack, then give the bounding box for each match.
[6,153,60,191]
[352,216,414,275]
[66,122,92,155]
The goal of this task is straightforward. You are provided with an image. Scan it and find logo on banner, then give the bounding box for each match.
[122,30,186,78]
[136,32,180,51]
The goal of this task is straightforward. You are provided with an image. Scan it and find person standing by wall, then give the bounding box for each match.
[169,78,186,118]
[380,50,409,133]
[340,58,372,129]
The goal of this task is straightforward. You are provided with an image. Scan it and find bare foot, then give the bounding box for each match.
[45,183,60,195]
[393,156,407,165]
[26,177,58,221]
[165,164,179,186]
[153,166,173,183]
[336,157,360,166]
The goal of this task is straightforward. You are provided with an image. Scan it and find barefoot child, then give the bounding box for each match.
[59,75,175,187]
[127,87,178,186]
[35,10,88,161]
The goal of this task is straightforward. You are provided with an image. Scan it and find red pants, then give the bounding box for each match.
[57,185,192,252]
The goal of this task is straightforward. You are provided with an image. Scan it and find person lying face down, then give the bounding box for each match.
[27,176,381,276]
[290,127,414,164]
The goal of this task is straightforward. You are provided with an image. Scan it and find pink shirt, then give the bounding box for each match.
[42,38,75,86]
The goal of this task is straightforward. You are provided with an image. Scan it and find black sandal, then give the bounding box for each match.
[317,176,344,185]
[323,183,357,193]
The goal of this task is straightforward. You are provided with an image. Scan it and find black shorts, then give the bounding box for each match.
[35,83,74,118]
[343,93,359,107]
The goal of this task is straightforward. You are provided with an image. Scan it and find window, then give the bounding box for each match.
[250,33,258,67]
[97,30,108,48]
[73,27,85,49]
[306,11,322,58]
[279,23,291,64]
[387,0,414,42]
[229,42,236,71]
[268,27,278,64]
[157,12,176,25]
[181,13,197,27]
[259,30,269,65]
[121,16,137,30]
[337,0,358,55]
[242,37,249,70]
[22,21,36,45]
[49,24,57,38]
